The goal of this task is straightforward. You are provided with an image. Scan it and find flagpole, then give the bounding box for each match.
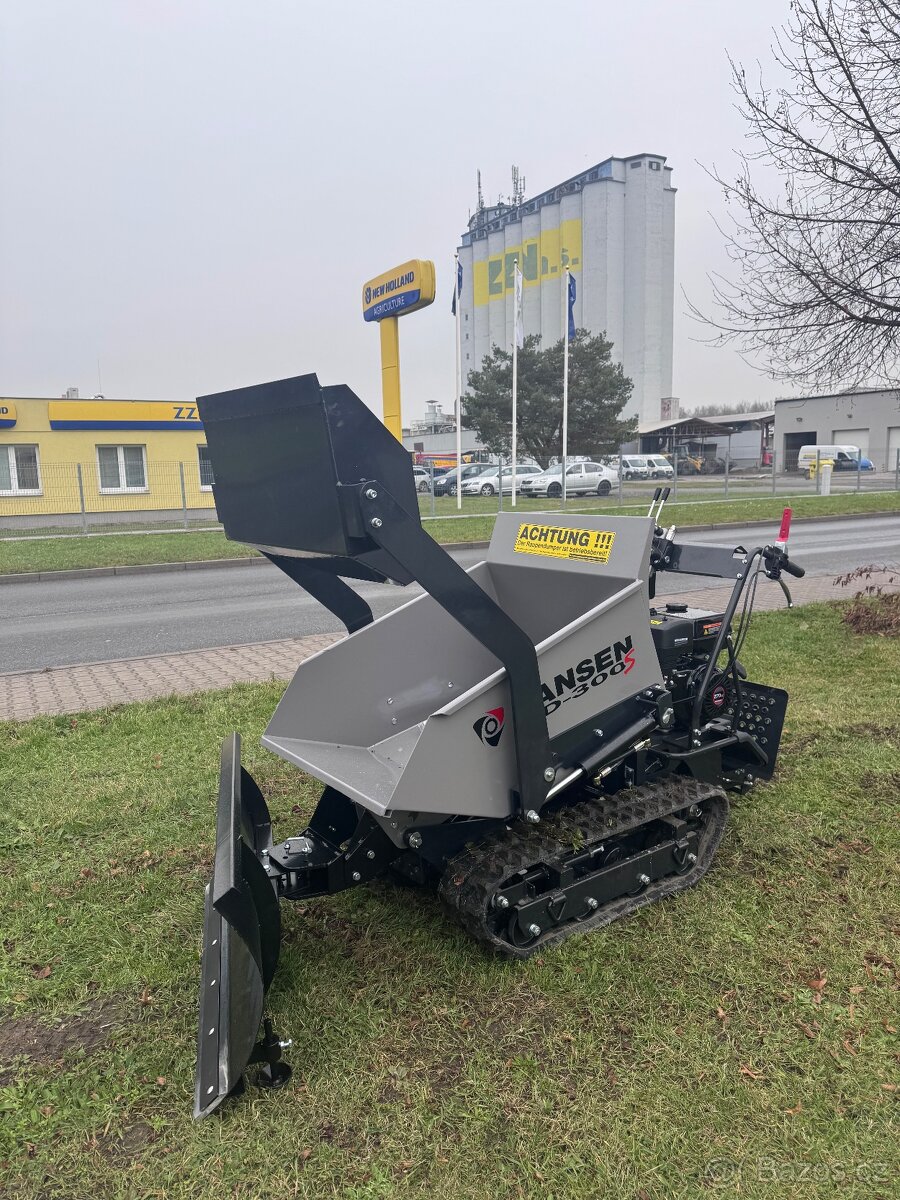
[562,265,570,505]
[454,253,463,511]
[511,258,518,508]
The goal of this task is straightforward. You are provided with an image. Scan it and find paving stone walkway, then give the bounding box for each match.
[0,573,870,721]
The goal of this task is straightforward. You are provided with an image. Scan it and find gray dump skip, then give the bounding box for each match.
[263,512,663,818]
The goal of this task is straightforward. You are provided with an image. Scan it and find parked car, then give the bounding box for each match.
[412,466,432,493]
[644,454,674,479]
[520,460,618,498]
[619,455,651,481]
[796,444,873,472]
[432,463,494,497]
[461,464,542,496]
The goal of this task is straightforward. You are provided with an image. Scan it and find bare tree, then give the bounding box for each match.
[694,0,900,389]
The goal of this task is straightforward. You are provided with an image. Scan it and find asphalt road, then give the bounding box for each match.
[3,514,899,673]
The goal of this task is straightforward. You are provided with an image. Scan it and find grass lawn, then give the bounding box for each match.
[1,603,897,1198]
[1,490,899,576]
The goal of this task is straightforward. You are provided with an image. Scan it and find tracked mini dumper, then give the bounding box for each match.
[192,374,805,1118]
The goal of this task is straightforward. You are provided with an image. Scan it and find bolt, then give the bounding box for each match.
[525,809,540,824]
[593,728,604,738]
[261,848,269,857]
[688,804,701,818]
[637,873,651,887]
[364,488,378,499]
[351,871,362,882]
[283,842,290,851]
[494,894,510,910]
[366,849,376,860]
[528,923,542,938]
[543,766,556,782]
[661,708,674,727]
[386,697,393,705]
[687,852,697,865]
[370,517,383,528]
[391,717,398,725]
[585,897,599,910]
[736,572,743,580]
[407,831,423,849]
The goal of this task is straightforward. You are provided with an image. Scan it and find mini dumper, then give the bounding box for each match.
[192,374,805,1117]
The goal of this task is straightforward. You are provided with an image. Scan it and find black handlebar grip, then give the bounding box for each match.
[782,557,805,579]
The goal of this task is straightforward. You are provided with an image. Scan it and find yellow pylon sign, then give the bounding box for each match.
[362,259,435,440]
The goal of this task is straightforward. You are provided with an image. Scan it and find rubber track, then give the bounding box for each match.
[439,776,729,960]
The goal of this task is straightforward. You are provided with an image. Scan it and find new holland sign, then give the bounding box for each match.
[362,259,435,323]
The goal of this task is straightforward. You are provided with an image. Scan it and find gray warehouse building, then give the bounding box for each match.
[456,155,676,427]
[774,388,900,472]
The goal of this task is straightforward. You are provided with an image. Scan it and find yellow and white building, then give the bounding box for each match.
[0,396,217,528]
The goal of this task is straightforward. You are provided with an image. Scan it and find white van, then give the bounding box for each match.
[796,445,860,472]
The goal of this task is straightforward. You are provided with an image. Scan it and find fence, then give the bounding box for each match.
[1,450,898,535]
[0,461,218,533]
[414,448,900,518]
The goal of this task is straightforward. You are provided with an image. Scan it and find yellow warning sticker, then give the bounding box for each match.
[514,523,616,563]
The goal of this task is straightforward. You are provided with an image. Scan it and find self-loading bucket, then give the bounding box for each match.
[262,512,664,820]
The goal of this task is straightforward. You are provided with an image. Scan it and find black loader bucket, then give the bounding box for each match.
[194,734,284,1118]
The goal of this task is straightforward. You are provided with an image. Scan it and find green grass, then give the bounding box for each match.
[1,604,897,1198]
[2,490,899,576]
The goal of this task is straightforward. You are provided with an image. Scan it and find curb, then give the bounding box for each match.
[0,508,895,585]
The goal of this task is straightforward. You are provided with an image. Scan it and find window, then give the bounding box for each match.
[97,445,147,492]
[649,160,661,171]
[197,444,215,489]
[630,160,642,169]
[0,444,42,494]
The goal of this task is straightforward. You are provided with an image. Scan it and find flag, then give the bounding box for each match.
[451,259,463,315]
[567,271,576,341]
[514,264,524,349]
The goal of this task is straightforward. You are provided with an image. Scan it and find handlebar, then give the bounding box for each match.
[762,544,805,580]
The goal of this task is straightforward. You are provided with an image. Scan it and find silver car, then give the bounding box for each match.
[520,461,617,498]
[461,464,541,496]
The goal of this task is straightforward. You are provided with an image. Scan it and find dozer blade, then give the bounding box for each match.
[194,734,281,1119]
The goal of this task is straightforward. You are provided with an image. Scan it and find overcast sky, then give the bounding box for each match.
[0,0,796,417]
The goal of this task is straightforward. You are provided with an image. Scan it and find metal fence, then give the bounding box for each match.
[414,448,900,519]
[1,450,897,536]
[0,460,218,533]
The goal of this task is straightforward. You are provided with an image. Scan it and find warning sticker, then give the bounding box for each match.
[514,523,616,563]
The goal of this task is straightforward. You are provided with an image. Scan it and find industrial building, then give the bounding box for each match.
[456,155,676,427]
[0,394,216,528]
[773,388,900,472]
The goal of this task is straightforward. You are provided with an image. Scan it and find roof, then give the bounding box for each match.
[639,415,740,437]
[774,387,899,404]
[694,410,774,425]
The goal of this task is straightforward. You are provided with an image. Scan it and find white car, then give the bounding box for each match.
[520,461,617,498]
[461,464,541,496]
[644,454,674,479]
[412,466,432,493]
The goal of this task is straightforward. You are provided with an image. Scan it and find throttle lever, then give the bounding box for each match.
[777,577,793,608]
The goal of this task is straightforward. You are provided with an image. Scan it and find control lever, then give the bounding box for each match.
[654,486,671,523]
[777,577,794,609]
[647,487,662,518]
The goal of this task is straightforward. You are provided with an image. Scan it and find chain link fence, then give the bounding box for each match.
[1,450,898,536]
[414,448,900,519]
[0,460,219,534]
